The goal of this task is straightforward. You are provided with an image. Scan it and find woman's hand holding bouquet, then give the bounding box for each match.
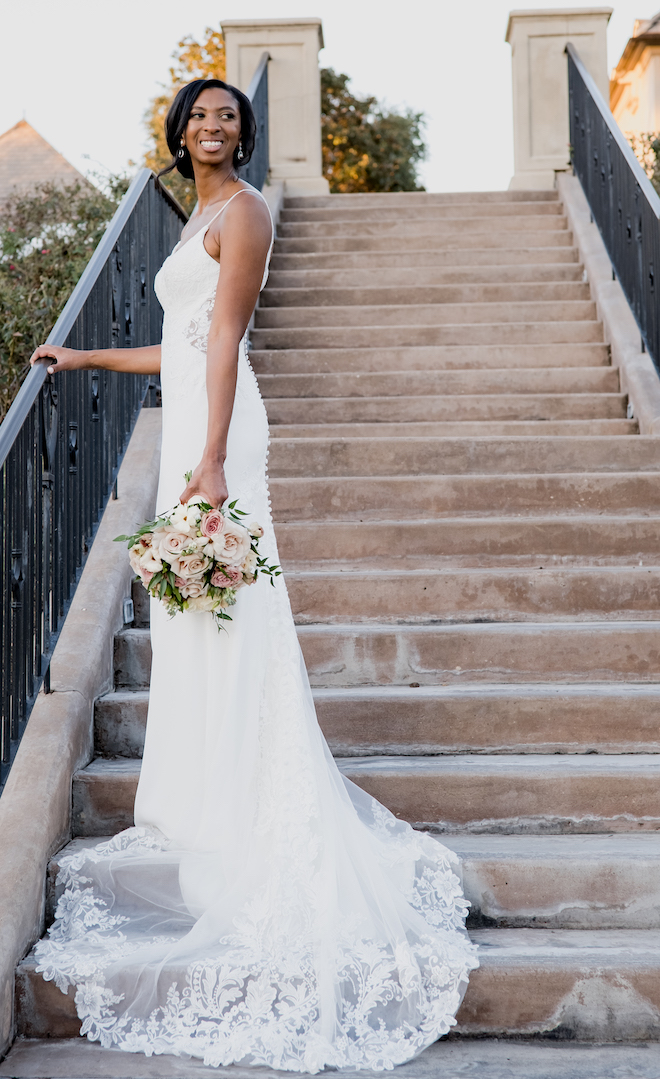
[115,474,280,630]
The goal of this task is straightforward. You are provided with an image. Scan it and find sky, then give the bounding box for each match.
[2,0,660,194]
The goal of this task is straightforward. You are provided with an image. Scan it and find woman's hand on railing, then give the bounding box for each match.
[30,344,162,376]
[30,345,90,375]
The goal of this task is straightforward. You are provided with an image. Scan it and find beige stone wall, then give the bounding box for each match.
[611,43,660,137]
[222,18,329,197]
[506,8,612,190]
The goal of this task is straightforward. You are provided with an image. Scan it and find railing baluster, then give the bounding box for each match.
[0,171,187,791]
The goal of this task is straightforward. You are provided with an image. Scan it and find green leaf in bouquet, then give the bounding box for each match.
[184,470,192,483]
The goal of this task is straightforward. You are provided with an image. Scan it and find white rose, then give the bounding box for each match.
[180,579,207,599]
[242,550,258,574]
[212,518,251,567]
[157,530,190,563]
[188,594,217,612]
[171,552,209,579]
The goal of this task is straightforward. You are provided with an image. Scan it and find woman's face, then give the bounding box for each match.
[183,87,241,171]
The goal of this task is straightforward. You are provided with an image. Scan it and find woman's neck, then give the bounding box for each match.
[193,164,238,212]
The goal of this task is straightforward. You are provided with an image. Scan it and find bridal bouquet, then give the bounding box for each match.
[115,481,280,629]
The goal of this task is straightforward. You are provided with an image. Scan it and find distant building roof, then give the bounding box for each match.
[0,120,88,203]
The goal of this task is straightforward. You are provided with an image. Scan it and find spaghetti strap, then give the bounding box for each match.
[173,188,272,256]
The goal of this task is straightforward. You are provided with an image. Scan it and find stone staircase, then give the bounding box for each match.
[14,190,660,1050]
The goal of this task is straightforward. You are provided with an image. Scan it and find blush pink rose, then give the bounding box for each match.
[200,510,225,540]
[211,565,243,588]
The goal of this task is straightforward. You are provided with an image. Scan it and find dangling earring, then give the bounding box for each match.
[237,141,244,161]
[178,137,186,160]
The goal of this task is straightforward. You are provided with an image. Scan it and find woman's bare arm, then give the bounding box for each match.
[30,344,161,376]
[179,193,272,508]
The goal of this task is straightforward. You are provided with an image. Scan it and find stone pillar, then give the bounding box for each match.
[506,7,612,190]
[221,17,330,197]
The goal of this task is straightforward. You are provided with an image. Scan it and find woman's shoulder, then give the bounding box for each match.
[216,184,272,236]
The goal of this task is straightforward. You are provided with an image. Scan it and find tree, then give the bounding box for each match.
[321,68,426,193]
[143,28,226,214]
[0,175,128,418]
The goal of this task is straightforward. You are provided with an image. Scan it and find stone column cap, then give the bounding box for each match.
[506,8,612,42]
[221,18,324,48]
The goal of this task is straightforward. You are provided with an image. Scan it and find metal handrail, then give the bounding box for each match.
[0,170,186,466]
[567,42,660,367]
[0,169,186,790]
[241,52,270,192]
[246,51,270,102]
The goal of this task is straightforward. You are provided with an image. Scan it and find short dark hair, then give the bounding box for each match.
[159,79,256,182]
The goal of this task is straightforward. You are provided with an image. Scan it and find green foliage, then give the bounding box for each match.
[321,68,427,193]
[0,175,128,419]
[628,133,660,195]
[143,28,226,215]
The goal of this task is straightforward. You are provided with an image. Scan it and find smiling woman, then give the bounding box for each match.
[30,74,477,1073]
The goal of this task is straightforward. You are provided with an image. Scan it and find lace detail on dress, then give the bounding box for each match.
[184,297,215,353]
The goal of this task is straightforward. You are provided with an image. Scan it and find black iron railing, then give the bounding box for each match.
[567,42,660,369]
[240,51,270,191]
[0,169,186,789]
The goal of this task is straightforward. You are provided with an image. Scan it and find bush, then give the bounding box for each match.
[0,175,128,419]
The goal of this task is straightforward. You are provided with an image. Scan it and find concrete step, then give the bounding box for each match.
[284,190,560,206]
[267,263,585,288]
[16,925,660,1045]
[269,420,638,437]
[259,367,619,398]
[266,394,624,425]
[281,201,565,221]
[270,247,580,271]
[276,216,569,239]
[285,565,660,623]
[255,300,597,329]
[115,621,660,692]
[269,472,659,520]
[297,621,660,686]
[338,754,660,834]
[95,683,660,760]
[13,930,660,1042]
[250,322,604,350]
[273,231,574,255]
[261,282,591,308]
[2,1038,660,1079]
[44,832,660,933]
[275,515,660,561]
[267,436,656,477]
[250,343,611,373]
[69,754,660,837]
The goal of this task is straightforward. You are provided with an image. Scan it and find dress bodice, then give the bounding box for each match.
[154,188,273,326]
[151,187,273,514]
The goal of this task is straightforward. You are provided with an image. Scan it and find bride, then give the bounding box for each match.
[30,78,478,1072]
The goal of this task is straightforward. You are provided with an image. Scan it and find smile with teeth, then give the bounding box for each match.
[200,140,224,150]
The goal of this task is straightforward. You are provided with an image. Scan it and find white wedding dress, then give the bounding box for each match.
[35,188,478,1072]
